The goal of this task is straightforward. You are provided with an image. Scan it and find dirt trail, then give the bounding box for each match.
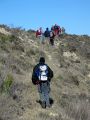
[16,44,63,120]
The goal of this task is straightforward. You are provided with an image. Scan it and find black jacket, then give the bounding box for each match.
[32,63,53,85]
[44,30,50,37]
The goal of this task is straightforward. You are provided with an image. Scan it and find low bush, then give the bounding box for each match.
[1,74,13,93]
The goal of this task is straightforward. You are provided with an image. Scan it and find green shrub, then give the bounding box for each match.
[56,75,63,80]
[0,33,17,43]
[2,74,13,93]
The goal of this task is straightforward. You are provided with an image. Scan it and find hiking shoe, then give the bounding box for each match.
[47,104,52,108]
[36,100,41,104]
[46,98,54,108]
[49,98,54,105]
[41,101,46,109]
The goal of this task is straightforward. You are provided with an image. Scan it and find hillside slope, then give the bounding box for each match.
[0,25,90,120]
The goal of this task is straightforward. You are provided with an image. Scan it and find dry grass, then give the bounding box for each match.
[0,25,90,120]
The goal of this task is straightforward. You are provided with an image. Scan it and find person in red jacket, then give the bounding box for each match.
[36,30,39,37]
[36,27,44,43]
[53,24,61,36]
[36,28,42,38]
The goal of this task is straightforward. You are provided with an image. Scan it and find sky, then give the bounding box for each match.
[0,0,90,35]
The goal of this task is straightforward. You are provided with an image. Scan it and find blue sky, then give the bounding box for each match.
[0,0,90,35]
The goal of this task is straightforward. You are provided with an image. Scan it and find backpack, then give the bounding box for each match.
[37,64,48,81]
[50,31,53,37]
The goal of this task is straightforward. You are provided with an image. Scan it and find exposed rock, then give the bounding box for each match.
[0,27,11,35]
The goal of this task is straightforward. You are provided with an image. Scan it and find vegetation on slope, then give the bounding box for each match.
[0,25,90,120]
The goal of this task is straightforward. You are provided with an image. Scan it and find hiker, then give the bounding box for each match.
[36,27,44,43]
[44,28,50,38]
[44,27,50,44]
[61,27,65,34]
[53,24,60,36]
[49,30,55,46]
[51,25,54,31]
[32,57,53,108]
[36,30,40,38]
[58,26,61,36]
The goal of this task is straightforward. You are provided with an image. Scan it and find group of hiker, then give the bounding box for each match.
[32,24,65,109]
[36,24,65,46]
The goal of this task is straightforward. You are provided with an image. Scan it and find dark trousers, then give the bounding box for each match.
[38,81,50,106]
[50,38,54,45]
